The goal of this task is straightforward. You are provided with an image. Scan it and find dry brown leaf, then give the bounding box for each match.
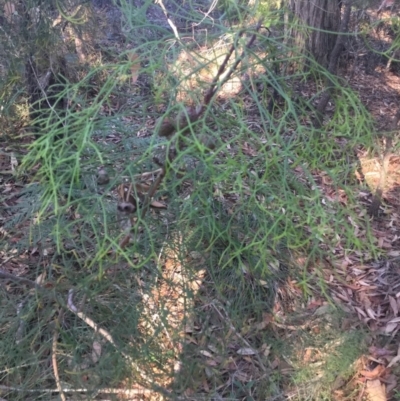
[366,308,377,320]
[134,182,150,193]
[255,319,270,331]
[261,344,271,358]
[360,364,385,380]
[388,295,398,315]
[150,200,167,208]
[127,51,140,84]
[355,306,367,318]
[199,350,213,358]
[235,371,249,382]
[241,142,257,157]
[91,341,102,364]
[4,2,15,20]
[365,379,386,401]
[205,359,219,367]
[35,272,46,285]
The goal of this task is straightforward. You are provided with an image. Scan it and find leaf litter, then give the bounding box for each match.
[2,5,400,401]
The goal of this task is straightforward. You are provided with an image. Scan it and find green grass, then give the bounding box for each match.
[0,1,383,399]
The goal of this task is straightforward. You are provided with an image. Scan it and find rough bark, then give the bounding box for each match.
[312,0,352,128]
[288,0,342,68]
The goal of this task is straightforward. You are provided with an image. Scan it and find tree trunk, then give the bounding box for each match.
[287,0,341,68]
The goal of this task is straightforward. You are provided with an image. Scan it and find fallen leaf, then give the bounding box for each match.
[35,272,46,285]
[241,142,257,157]
[97,168,109,185]
[150,200,167,208]
[91,341,102,363]
[261,343,271,358]
[366,308,376,320]
[360,364,385,379]
[199,350,213,358]
[384,323,398,334]
[127,51,140,84]
[365,379,386,401]
[10,152,18,170]
[4,2,15,21]
[389,296,398,315]
[237,347,256,355]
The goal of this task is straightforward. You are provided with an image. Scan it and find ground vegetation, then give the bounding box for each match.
[1,0,400,400]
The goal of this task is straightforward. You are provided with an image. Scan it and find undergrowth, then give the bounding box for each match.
[0,1,380,400]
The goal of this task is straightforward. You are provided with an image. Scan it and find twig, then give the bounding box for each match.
[118,20,263,249]
[193,0,218,26]
[67,289,171,397]
[52,314,66,401]
[0,269,169,398]
[211,300,267,372]
[356,381,367,401]
[15,300,27,345]
[155,0,181,41]
[133,168,162,180]
[27,57,61,117]
[0,269,45,291]
[204,19,262,105]
[118,159,167,247]
[0,255,15,267]
[140,165,168,220]
[67,290,125,352]
[0,384,153,396]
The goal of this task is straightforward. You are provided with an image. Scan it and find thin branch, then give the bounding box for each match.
[0,270,169,398]
[0,384,153,396]
[155,0,181,41]
[67,290,164,388]
[67,290,124,351]
[0,269,45,291]
[118,20,263,249]
[211,300,268,373]
[52,314,66,401]
[133,168,162,180]
[15,300,27,345]
[27,57,61,119]
[204,19,262,105]
[193,0,219,26]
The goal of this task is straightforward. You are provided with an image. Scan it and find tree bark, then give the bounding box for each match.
[287,0,342,68]
[312,0,352,128]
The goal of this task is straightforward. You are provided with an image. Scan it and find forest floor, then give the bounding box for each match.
[1,3,400,401]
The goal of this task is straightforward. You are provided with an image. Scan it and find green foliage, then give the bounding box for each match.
[291,309,366,401]
[0,0,386,399]
[293,310,365,400]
